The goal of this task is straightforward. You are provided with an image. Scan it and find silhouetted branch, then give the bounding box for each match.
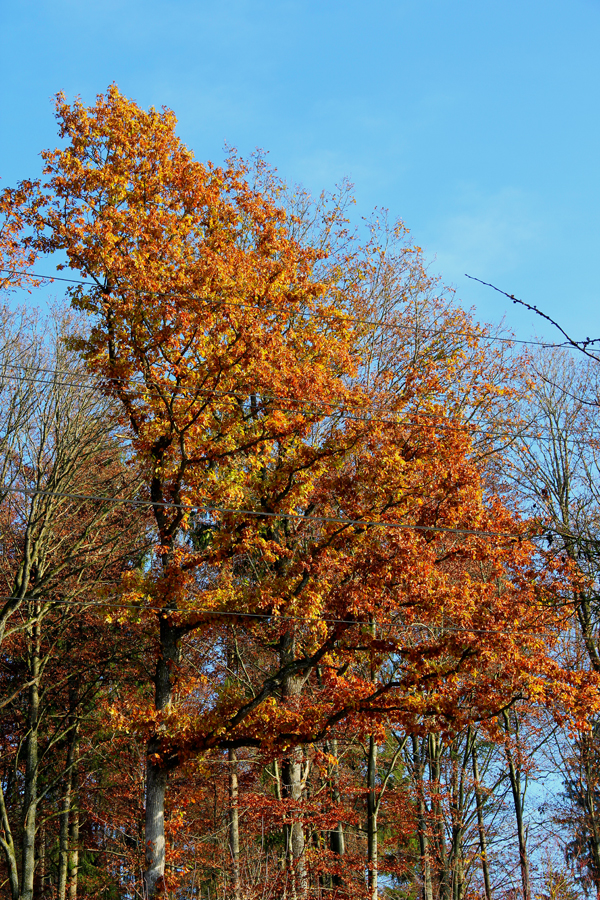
[466,274,600,361]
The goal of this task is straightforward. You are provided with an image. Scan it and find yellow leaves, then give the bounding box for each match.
[15,82,596,770]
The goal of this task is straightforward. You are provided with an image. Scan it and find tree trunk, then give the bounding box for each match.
[58,729,77,900]
[281,629,307,900]
[20,609,41,900]
[412,735,433,900]
[429,733,450,900]
[68,782,80,900]
[57,765,73,900]
[581,732,600,890]
[37,820,46,900]
[449,749,465,900]
[577,596,600,673]
[0,776,19,899]
[144,743,169,898]
[502,711,531,900]
[227,630,242,900]
[472,747,492,900]
[282,750,307,900]
[273,758,283,801]
[366,734,378,900]
[325,738,345,887]
[229,748,241,900]
[143,615,179,898]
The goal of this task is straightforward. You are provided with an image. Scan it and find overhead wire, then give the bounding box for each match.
[1,485,524,539]
[0,360,598,449]
[3,268,599,447]
[0,269,597,538]
[5,592,568,638]
[0,266,588,351]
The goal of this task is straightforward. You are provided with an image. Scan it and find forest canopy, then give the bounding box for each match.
[1,85,599,900]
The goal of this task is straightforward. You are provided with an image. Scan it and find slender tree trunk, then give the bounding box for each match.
[57,761,73,900]
[282,750,307,900]
[273,758,283,801]
[581,733,600,892]
[429,733,450,900]
[472,747,492,900]
[227,630,242,900]
[68,787,80,900]
[37,820,46,900]
[366,735,378,900]
[143,615,178,898]
[67,706,80,900]
[0,776,19,899]
[20,609,41,900]
[502,711,531,900]
[325,738,345,887]
[281,630,307,900]
[577,597,600,673]
[449,749,465,900]
[412,735,433,900]
[58,727,77,900]
[229,749,242,900]
[270,758,287,886]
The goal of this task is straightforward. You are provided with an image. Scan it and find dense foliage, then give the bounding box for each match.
[1,86,600,900]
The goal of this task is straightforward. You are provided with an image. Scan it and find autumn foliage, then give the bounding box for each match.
[0,85,598,900]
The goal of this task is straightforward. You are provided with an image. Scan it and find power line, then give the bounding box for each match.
[2,486,524,540]
[6,593,565,637]
[0,361,597,448]
[0,266,578,350]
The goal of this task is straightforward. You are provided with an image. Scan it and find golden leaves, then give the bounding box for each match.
[14,83,598,758]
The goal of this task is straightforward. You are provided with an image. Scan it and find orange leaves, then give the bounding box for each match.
[0,180,40,293]
[14,83,599,765]
[24,87,367,566]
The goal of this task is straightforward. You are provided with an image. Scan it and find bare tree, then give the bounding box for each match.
[0,311,147,900]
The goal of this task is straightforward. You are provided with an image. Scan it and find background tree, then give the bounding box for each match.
[0,312,147,900]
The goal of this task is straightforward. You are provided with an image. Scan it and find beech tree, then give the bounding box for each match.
[20,84,371,897]
[2,85,600,898]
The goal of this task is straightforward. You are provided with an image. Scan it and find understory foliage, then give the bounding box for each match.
[0,85,599,900]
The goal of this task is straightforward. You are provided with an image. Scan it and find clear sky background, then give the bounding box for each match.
[2,0,599,345]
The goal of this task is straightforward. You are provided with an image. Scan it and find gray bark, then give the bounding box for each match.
[143,615,179,898]
[57,759,73,900]
[37,821,46,900]
[58,725,78,900]
[144,756,169,898]
[366,735,378,900]
[411,735,433,900]
[502,711,531,900]
[0,776,19,899]
[472,747,492,900]
[325,738,345,883]
[449,749,465,900]
[229,748,241,900]
[282,750,307,900]
[429,733,450,900]
[281,630,307,900]
[68,759,80,900]
[20,610,41,900]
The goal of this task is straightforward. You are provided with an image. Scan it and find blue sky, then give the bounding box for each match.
[2,0,599,344]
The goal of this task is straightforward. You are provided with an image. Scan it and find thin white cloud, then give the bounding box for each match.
[428,186,545,286]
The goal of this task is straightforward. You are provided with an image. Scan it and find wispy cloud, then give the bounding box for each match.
[427,186,545,287]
